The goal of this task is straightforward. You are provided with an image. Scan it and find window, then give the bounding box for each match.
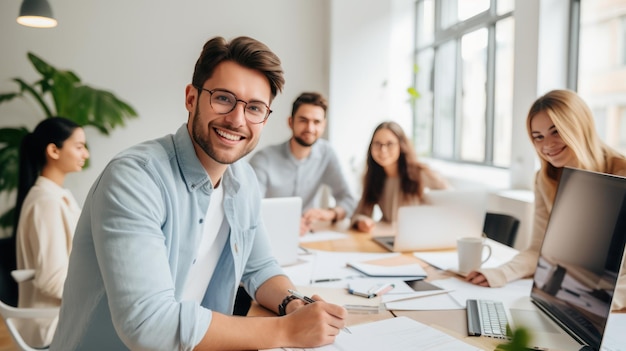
[413,0,514,167]
[575,0,626,156]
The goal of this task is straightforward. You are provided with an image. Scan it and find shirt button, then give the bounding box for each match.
[234,243,238,254]
[192,259,196,264]
[199,219,203,224]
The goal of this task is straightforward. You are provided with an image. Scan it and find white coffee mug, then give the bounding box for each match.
[457,237,492,274]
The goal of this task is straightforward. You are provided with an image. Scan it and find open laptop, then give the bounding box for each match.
[260,197,302,266]
[373,190,488,252]
[479,168,626,351]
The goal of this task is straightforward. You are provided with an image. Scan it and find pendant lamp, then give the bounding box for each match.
[17,0,57,28]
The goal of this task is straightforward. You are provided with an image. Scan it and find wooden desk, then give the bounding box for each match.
[249,220,505,350]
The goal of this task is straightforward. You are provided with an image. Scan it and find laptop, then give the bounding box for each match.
[260,197,302,266]
[373,190,488,252]
[475,168,626,351]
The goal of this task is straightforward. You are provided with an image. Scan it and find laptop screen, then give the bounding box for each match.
[530,167,626,349]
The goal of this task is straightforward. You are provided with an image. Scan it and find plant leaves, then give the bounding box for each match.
[0,52,138,232]
[0,127,28,191]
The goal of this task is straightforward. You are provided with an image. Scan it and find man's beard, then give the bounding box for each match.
[191,107,257,164]
[293,135,317,147]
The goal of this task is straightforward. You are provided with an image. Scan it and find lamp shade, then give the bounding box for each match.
[17,0,57,28]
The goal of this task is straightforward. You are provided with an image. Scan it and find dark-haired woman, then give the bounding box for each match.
[351,121,449,233]
[14,117,89,347]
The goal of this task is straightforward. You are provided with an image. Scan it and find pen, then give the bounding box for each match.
[288,289,315,303]
[287,289,352,334]
[369,283,394,296]
[310,278,342,283]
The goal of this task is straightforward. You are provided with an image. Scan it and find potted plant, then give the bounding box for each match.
[0,52,138,233]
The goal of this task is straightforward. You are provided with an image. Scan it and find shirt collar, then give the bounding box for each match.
[173,124,212,193]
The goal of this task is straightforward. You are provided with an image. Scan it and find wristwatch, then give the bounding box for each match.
[278,294,298,316]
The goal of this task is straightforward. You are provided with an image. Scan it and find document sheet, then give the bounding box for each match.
[261,316,481,351]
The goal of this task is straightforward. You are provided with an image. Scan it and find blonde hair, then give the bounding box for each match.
[526,89,617,180]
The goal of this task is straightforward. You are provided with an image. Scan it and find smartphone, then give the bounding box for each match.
[404,279,443,292]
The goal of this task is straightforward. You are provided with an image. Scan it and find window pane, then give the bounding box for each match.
[433,41,457,159]
[416,0,435,47]
[577,0,626,156]
[460,29,487,162]
[441,0,490,29]
[493,17,515,167]
[497,0,514,15]
[414,49,435,156]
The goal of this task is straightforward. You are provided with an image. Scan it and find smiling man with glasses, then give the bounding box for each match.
[50,36,347,351]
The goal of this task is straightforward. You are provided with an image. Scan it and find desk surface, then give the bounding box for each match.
[249,220,505,351]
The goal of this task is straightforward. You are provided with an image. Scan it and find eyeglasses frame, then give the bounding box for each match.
[194,86,272,124]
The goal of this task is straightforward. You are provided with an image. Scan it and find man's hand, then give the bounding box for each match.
[355,218,375,233]
[300,208,339,235]
[303,208,336,222]
[465,271,491,287]
[278,295,348,347]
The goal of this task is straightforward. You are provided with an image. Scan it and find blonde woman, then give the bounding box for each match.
[14,117,89,348]
[351,121,450,233]
[466,90,626,309]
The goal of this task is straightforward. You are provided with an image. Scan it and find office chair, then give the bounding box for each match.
[0,236,18,307]
[0,269,59,351]
[482,212,520,248]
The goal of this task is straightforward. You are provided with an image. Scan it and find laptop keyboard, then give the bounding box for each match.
[467,299,511,339]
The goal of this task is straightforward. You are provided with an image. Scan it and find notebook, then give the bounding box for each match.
[476,168,626,351]
[260,197,302,266]
[373,190,488,252]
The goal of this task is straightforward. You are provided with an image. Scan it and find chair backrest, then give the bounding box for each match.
[482,212,520,247]
[0,236,18,307]
[0,299,58,351]
[0,236,57,351]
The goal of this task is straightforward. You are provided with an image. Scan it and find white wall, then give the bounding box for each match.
[0,0,575,249]
[0,0,330,214]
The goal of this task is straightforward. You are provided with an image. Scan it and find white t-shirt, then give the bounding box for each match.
[181,185,227,302]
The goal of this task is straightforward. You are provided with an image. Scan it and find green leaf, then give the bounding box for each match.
[495,327,532,351]
[0,92,21,104]
[407,87,421,99]
[28,52,59,80]
[12,78,54,117]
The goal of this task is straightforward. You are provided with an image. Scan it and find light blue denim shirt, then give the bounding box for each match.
[50,124,284,351]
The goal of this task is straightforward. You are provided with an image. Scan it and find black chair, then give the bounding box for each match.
[0,235,18,307]
[482,212,520,248]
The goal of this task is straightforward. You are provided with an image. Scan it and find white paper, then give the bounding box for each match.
[261,316,481,351]
[300,230,350,243]
[281,250,416,288]
[433,277,533,307]
[385,292,464,310]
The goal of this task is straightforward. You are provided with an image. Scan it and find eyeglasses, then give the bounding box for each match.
[195,86,272,124]
[372,141,398,151]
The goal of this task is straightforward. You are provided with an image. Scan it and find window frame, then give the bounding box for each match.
[413,0,514,167]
